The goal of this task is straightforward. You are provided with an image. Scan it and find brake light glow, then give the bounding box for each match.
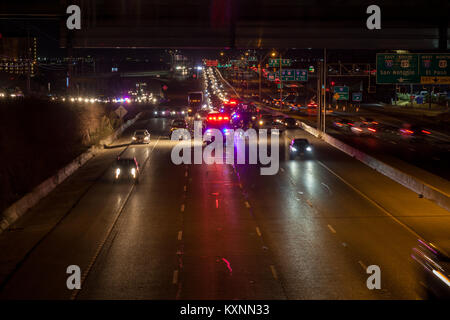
[401,129,414,135]
[422,130,431,134]
[368,128,376,132]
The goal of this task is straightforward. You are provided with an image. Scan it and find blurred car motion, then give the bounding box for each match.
[411,239,450,299]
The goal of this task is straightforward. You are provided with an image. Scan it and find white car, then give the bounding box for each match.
[132,130,150,144]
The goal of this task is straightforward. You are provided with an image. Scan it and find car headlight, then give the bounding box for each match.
[259,121,264,125]
[131,168,136,178]
[132,137,136,140]
[291,147,297,152]
[115,168,121,178]
[306,146,312,152]
[144,136,149,140]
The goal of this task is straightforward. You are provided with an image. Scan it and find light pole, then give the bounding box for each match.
[279,52,283,109]
[258,50,277,102]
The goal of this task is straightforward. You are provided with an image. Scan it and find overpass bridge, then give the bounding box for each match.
[0,1,448,50]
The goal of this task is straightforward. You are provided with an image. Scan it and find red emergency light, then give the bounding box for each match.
[208,114,230,121]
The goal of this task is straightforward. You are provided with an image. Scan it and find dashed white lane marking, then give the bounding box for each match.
[306,199,313,207]
[178,231,183,241]
[183,185,187,192]
[389,141,397,144]
[180,204,185,212]
[327,224,337,234]
[317,160,423,241]
[244,201,251,208]
[270,265,278,280]
[185,171,188,177]
[172,270,179,284]
[358,260,367,270]
[280,168,285,172]
[256,227,262,237]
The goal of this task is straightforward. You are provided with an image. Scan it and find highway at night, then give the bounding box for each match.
[0,2,449,314]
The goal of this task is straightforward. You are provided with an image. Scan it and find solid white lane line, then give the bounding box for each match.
[70,135,162,300]
[256,227,262,237]
[327,224,337,234]
[178,231,183,241]
[317,160,423,241]
[270,265,278,280]
[172,270,179,284]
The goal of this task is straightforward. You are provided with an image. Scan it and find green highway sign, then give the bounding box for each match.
[295,69,308,81]
[376,53,450,84]
[268,69,307,82]
[268,59,292,67]
[419,54,450,84]
[333,86,349,100]
[268,72,277,81]
[281,69,295,81]
[352,92,362,102]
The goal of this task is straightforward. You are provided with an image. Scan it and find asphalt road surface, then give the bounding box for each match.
[0,114,449,300]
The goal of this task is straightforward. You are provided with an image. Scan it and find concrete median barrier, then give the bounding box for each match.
[298,121,450,212]
[0,112,142,234]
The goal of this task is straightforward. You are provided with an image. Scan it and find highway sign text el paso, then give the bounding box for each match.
[376,53,450,84]
[419,54,450,84]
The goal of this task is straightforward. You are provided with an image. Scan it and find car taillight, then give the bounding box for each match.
[368,128,376,132]
[401,129,414,135]
[347,123,354,126]
[421,130,431,135]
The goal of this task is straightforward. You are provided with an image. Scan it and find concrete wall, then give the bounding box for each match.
[0,113,142,234]
[298,121,450,212]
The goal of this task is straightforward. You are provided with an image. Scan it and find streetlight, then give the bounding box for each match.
[256,50,278,102]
